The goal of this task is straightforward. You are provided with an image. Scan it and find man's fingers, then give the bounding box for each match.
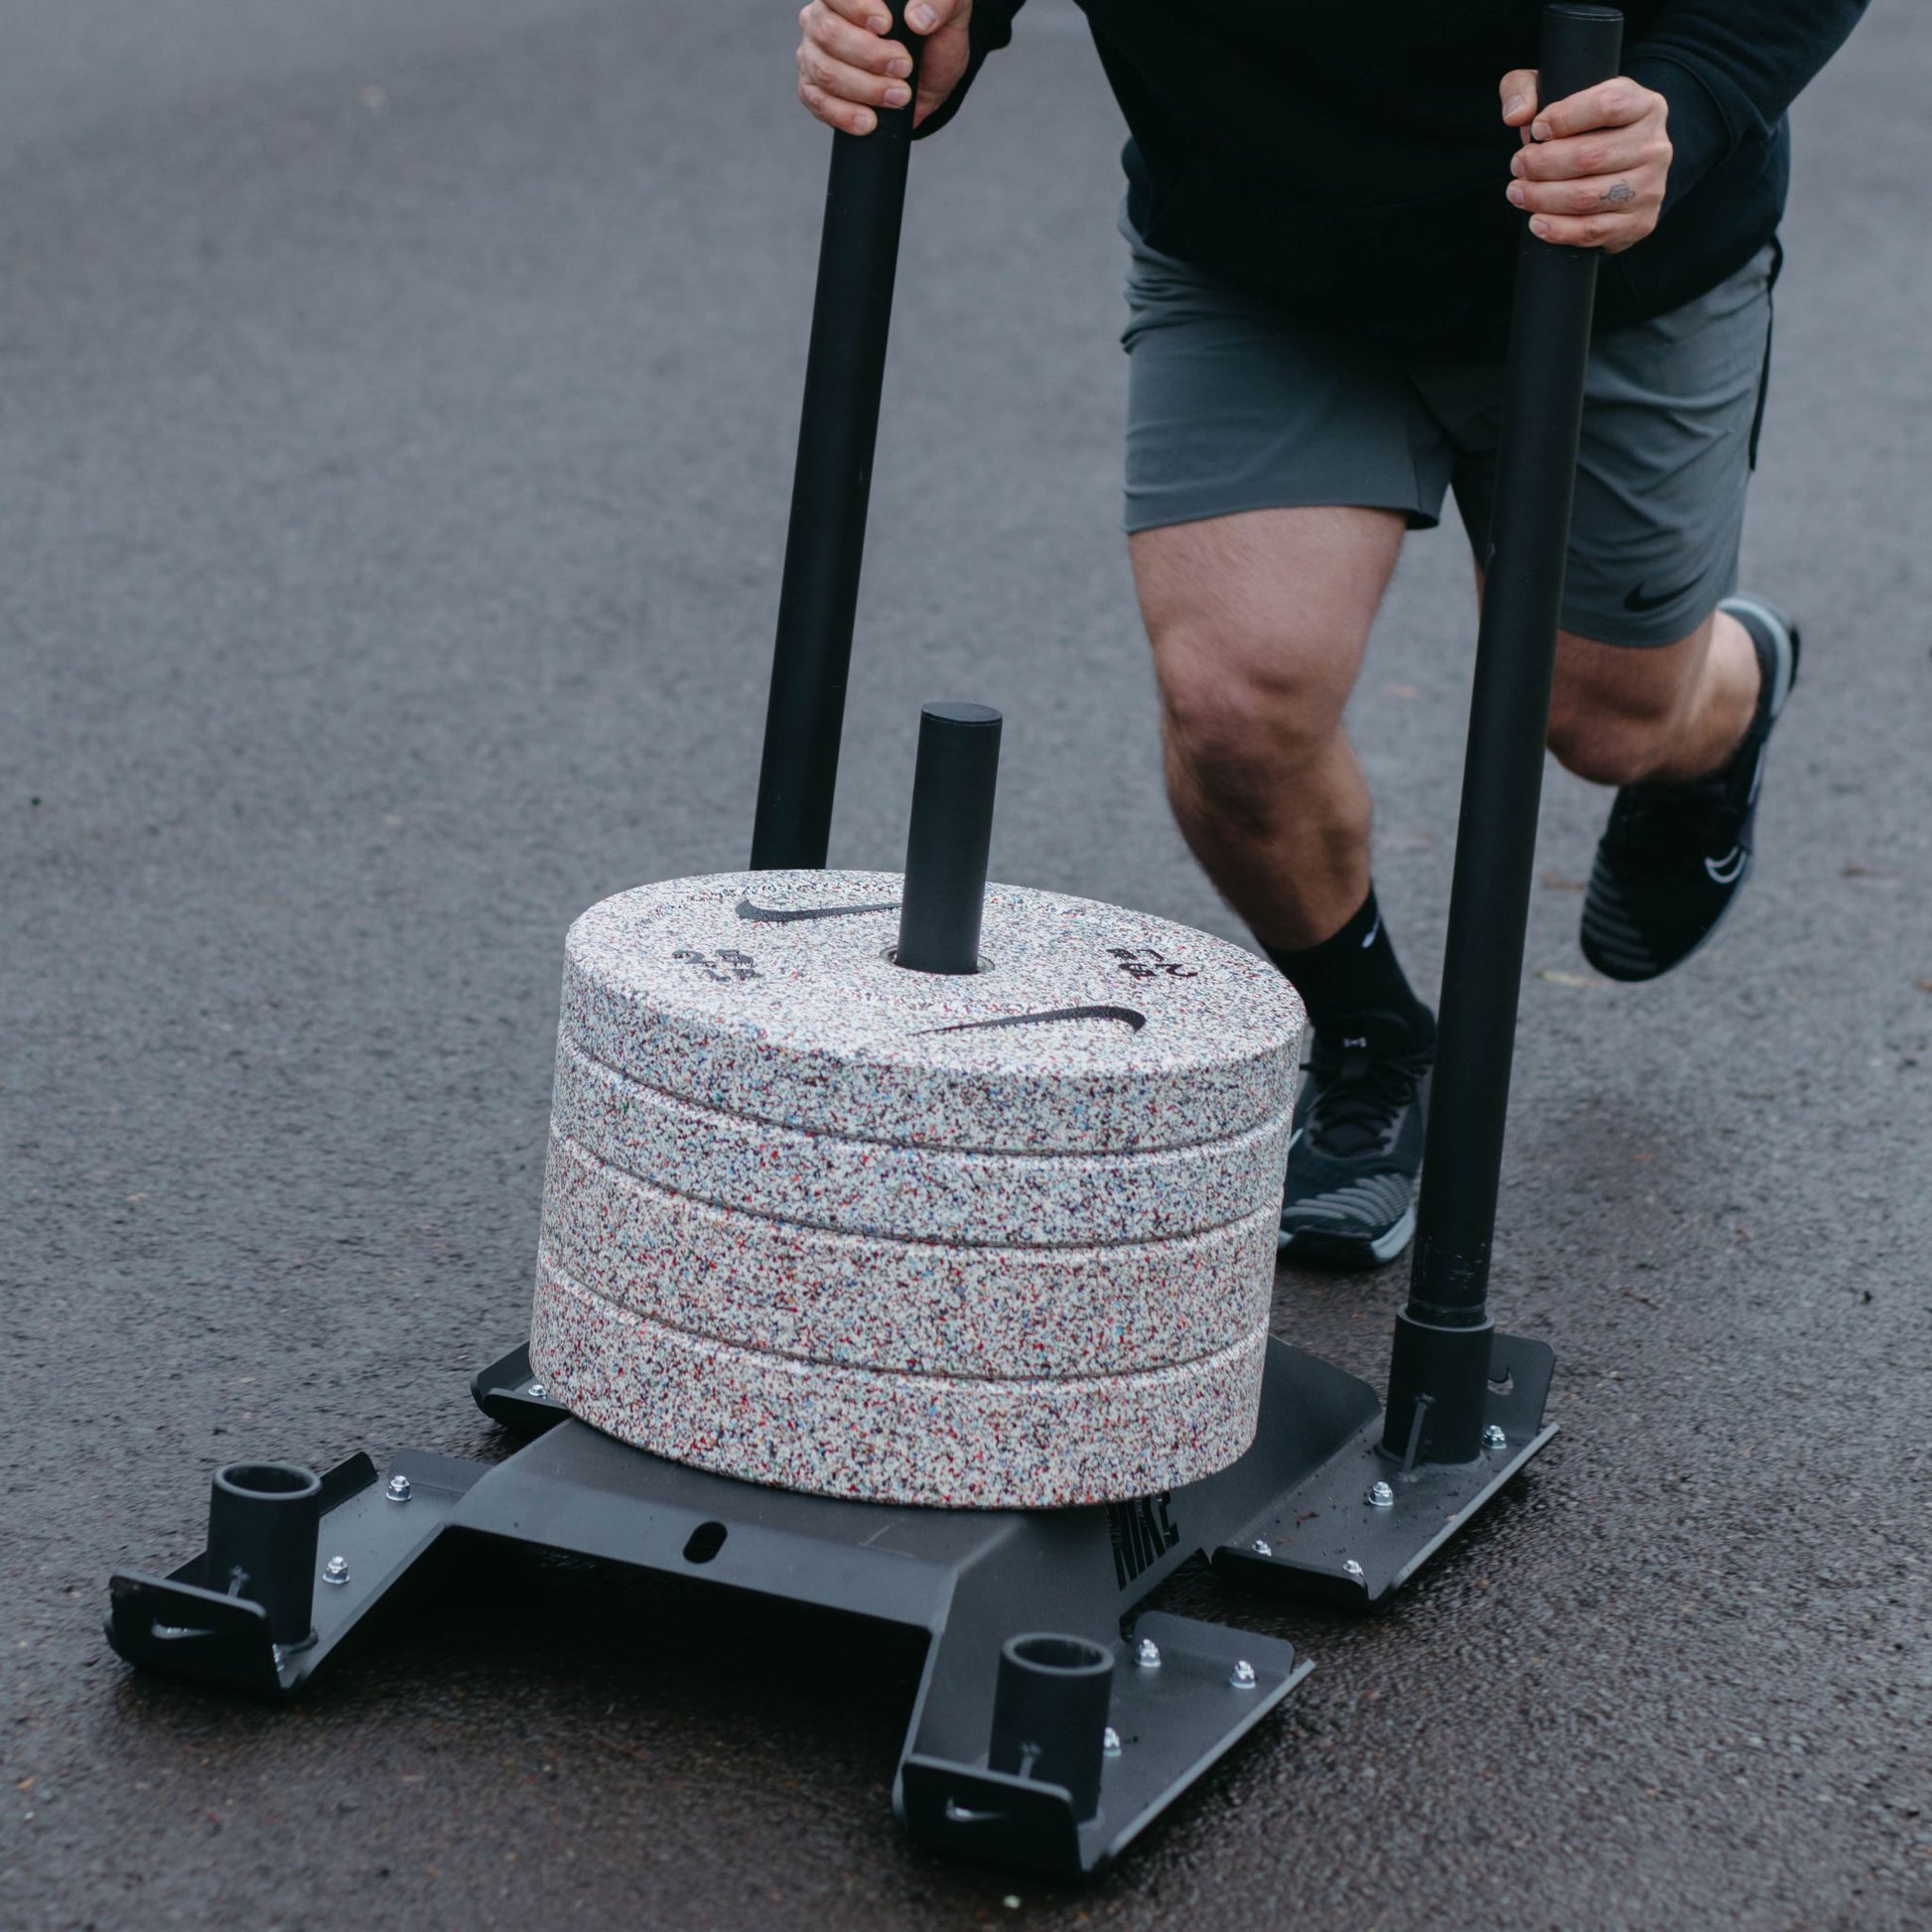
[1511,123,1671,187]
[1511,124,1666,183]
[796,0,919,131]
[817,0,896,32]
[797,40,911,113]
[903,0,966,34]
[1498,68,1539,126]
[1497,67,1668,247]
[1526,210,1648,253]
[1529,76,1655,142]
[797,76,881,135]
[1509,171,1659,218]
[798,0,970,136]
[912,20,971,125]
[802,4,913,78]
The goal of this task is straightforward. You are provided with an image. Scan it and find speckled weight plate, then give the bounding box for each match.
[551,1037,1293,1247]
[540,1129,1277,1377]
[529,1260,1268,1508]
[560,870,1303,1155]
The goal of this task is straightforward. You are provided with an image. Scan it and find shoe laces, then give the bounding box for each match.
[1608,762,1750,870]
[1306,1040,1431,1158]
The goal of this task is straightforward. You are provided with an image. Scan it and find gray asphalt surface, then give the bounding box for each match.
[4,3,1928,1927]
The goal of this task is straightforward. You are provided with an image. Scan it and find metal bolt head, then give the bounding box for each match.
[527,1383,545,1400]
[1342,1559,1365,1582]
[385,1473,412,1503]
[1250,1537,1274,1558]
[1366,1479,1395,1509]
[1102,1725,1122,1757]
[1230,1659,1258,1690]
[1135,1637,1162,1670]
[1482,1424,1507,1450]
[323,1555,350,1587]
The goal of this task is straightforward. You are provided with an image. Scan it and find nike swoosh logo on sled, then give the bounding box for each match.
[942,1799,1008,1825]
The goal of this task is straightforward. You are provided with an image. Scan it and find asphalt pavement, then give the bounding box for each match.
[4,3,1928,1927]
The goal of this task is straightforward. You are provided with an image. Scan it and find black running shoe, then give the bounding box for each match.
[1278,1011,1432,1269]
[1581,597,1801,984]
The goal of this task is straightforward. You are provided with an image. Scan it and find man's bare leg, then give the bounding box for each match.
[1546,608,1760,786]
[1544,597,1798,982]
[1132,504,1433,1268]
[1130,505,1406,950]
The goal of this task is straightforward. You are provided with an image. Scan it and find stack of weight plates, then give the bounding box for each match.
[528,868,1303,1508]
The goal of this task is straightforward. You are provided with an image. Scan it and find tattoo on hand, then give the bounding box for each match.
[1601,180,1636,206]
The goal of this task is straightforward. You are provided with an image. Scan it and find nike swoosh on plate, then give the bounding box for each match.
[735,898,900,923]
[917,1004,1148,1036]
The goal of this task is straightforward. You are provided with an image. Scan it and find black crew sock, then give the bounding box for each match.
[1264,888,1436,1053]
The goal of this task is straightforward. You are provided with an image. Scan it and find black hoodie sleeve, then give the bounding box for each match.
[1624,1,1867,210]
[911,0,1028,139]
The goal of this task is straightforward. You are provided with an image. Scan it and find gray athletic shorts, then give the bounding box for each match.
[1121,214,1777,647]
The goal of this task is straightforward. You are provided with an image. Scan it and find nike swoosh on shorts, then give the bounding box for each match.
[1623,579,1700,616]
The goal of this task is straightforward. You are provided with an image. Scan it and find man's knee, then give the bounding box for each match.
[1154,621,1352,821]
[1133,505,1397,819]
[1546,700,1674,787]
[1547,625,1706,786]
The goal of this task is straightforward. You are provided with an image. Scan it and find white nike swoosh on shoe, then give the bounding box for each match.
[1705,847,1747,885]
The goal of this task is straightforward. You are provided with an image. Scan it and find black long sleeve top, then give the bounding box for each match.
[922,0,1866,360]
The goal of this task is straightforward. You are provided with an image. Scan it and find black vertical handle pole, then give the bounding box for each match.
[1385,5,1624,1464]
[749,12,923,870]
[896,702,1002,973]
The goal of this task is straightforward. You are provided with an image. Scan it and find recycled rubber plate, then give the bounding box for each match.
[530,1259,1269,1508]
[540,1129,1277,1377]
[550,1037,1293,1247]
[560,869,1304,1154]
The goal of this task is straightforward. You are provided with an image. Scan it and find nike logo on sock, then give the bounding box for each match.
[1705,847,1747,885]
[1360,917,1381,949]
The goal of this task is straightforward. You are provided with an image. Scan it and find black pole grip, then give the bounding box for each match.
[896,702,1001,974]
[1389,5,1622,1462]
[749,10,924,871]
[1535,1,1627,110]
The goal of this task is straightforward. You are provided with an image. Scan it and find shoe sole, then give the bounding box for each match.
[1277,1200,1417,1271]
[1583,847,1757,983]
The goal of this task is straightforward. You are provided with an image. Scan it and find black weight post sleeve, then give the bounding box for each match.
[749,11,923,871]
[1383,5,1625,1465]
[896,703,1002,974]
